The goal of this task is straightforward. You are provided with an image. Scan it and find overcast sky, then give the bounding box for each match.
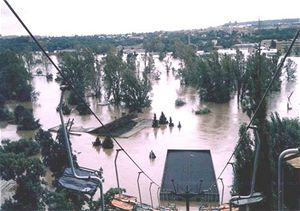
[1,0,300,36]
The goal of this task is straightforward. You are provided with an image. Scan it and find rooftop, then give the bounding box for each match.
[160,149,219,202]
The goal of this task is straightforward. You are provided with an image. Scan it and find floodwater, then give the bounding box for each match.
[1,54,300,211]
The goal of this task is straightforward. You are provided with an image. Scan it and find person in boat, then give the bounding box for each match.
[149,150,156,159]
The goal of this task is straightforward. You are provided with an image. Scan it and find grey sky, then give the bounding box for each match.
[1,0,300,36]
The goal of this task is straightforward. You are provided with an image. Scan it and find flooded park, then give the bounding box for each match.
[1,53,300,210]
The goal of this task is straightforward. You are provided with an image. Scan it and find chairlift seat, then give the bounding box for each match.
[58,167,99,195]
[231,192,264,206]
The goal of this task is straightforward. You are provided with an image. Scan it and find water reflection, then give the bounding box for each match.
[1,55,300,210]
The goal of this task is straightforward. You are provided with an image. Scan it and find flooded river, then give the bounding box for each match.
[1,55,300,210]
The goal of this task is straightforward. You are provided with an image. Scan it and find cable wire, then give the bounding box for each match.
[3,0,159,187]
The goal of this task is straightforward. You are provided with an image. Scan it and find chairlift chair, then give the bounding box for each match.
[57,85,105,210]
[229,127,264,210]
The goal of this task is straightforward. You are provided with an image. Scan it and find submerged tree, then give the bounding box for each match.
[0,50,33,102]
[121,70,151,112]
[14,105,40,130]
[240,49,280,117]
[199,53,234,103]
[232,124,254,195]
[22,49,36,75]
[58,48,97,114]
[143,52,155,74]
[233,47,281,210]
[284,58,297,81]
[126,52,138,72]
[232,50,246,107]
[35,128,78,178]
[0,139,45,211]
[102,52,125,103]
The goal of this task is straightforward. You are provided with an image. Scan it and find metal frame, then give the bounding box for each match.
[137,171,143,204]
[230,127,264,210]
[58,86,105,210]
[277,148,300,211]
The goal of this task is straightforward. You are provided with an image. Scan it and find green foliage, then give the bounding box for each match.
[0,50,33,102]
[233,113,300,209]
[241,49,280,117]
[102,136,114,149]
[152,113,159,128]
[268,112,300,209]
[103,53,125,103]
[195,107,211,115]
[232,50,246,106]
[35,128,76,178]
[121,70,151,112]
[76,102,92,115]
[0,147,45,211]
[22,50,36,74]
[103,187,126,208]
[35,129,88,210]
[232,124,254,195]
[14,105,41,130]
[143,53,155,74]
[58,48,97,114]
[56,102,71,115]
[43,190,79,211]
[126,52,138,71]
[0,152,29,180]
[177,47,234,103]
[159,112,168,125]
[199,53,234,103]
[1,139,40,156]
[0,94,6,106]
[284,58,297,81]
[0,26,297,54]
[175,98,186,106]
[0,107,14,121]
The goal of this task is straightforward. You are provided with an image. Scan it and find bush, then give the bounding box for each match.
[14,105,26,124]
[175,98,186,106]
[195,107,211,115]
[76,103,91,115]
[14,105,40,130]
[1,139,40,156]
[0,108,13,121]
[159,112,168,125]
[56,103,71,115]
[17,110,40,130]
[102,136,114,149]
[0,94,6,106]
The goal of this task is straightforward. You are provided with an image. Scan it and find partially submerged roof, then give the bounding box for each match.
[160,149,219,202]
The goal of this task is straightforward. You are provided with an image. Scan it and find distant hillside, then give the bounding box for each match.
[223,18,300,28]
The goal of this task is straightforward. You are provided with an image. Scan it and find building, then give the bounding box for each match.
[276,39,300,52]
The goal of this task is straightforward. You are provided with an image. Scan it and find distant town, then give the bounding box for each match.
[1,18,300,55]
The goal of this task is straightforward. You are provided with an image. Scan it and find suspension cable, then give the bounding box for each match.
[3,0,159,187]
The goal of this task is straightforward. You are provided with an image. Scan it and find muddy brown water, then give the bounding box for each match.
[1,55,299,210]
